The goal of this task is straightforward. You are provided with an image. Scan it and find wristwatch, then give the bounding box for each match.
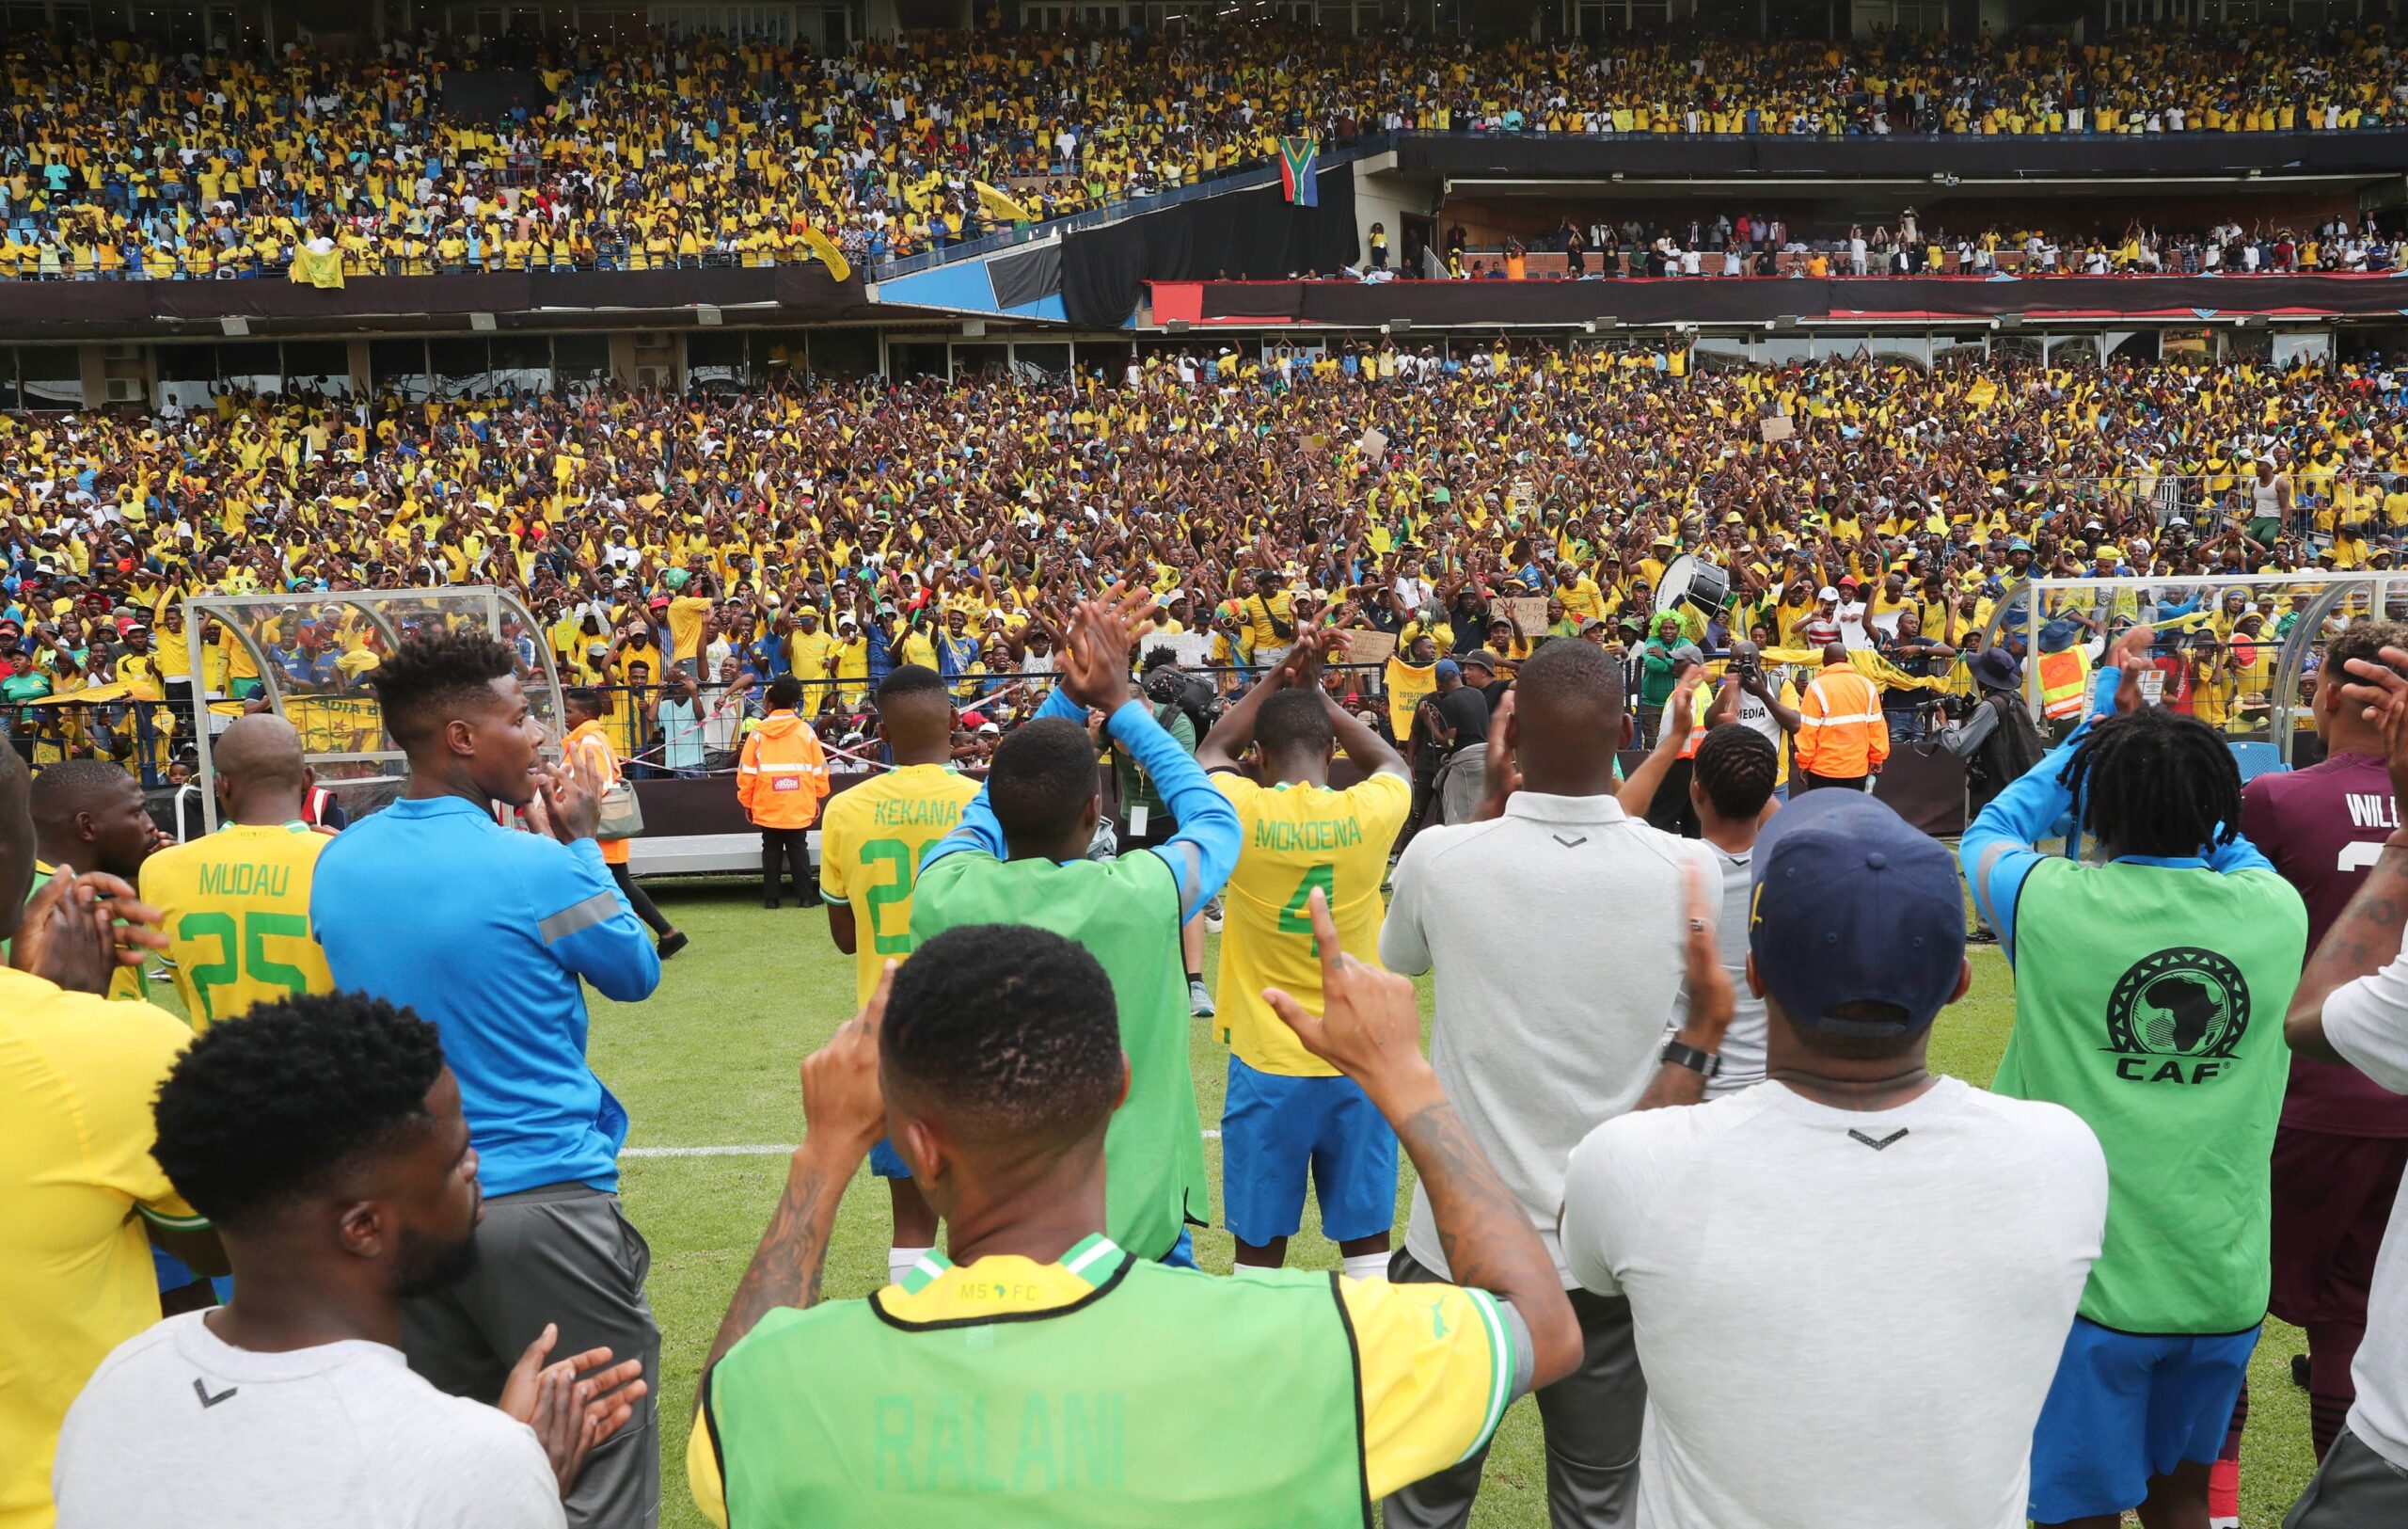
[1660,1039,1722,1078]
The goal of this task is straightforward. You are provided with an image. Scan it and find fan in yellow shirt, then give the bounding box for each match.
[1198,656,1414,1278]
[138,715,334,1030]
[1,745,220,1529]
[816,664,982,1289]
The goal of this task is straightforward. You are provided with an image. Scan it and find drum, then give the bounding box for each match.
[1656,554,1734,620]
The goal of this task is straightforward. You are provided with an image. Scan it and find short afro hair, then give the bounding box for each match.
[883,924,1121,1146]
[766,675,803,710]
[370,628,517,748]
[877,664,949,708]
[28,757,139,820]
[1255,688,1335,758]
[985,716,1099,849]
[151,991,448,1230]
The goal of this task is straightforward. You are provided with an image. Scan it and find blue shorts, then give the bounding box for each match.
[2029,1316,2260,1523]
[1162,1228,1196,1269]
[1221,1055,1398,1247]
[869,1138,910,1178]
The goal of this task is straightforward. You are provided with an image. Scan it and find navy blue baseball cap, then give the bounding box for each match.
[1750,789,1966,1037]
[1434,659,1461,681]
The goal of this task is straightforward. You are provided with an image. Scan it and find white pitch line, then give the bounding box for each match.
[626,1130,1222,1159]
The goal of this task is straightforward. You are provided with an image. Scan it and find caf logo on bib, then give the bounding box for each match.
[2103,948,2250,1082]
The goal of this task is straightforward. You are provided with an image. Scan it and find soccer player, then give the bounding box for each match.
[1196,635,1412,1279]
[689,915,1580,1525]
[817,663,979,1289]
[2239,619,2408,1467]
[18,758,165,1001]
[911,586,1240,1266]
[1963,626,2308,1529]
[138,713,333,1030]
[54,992,647,1528]
[311,629,663,1529]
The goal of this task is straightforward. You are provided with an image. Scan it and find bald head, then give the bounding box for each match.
[214,713,310,823]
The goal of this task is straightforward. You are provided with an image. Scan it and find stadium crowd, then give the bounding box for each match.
[2,345,2403,776]
[3,21,2407,277]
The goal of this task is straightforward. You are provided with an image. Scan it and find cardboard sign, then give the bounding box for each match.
[1340,629,1397,666]
[1759,414,1796,443]
[1161,631,1215,668]
[1488,597,1548,632]
[1357,427,1389,458]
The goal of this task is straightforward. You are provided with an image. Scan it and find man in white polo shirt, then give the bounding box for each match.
[1381,638,1718,1528]
[1560,788,2108,1529]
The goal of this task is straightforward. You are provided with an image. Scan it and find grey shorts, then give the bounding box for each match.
[401,1182,660,1529]
[2286,1426,2408,1528]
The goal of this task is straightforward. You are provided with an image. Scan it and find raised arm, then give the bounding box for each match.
[1617,672,1709,817]
[1265,891,1580,1389]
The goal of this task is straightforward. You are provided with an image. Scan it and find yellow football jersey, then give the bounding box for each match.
[1212,771,1413,1076]
[816,763,982,1006]
[138,820,334,1029]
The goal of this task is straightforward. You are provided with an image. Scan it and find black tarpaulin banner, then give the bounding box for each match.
[1062,167,1358,328]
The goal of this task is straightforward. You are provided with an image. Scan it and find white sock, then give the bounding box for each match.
[889,1245,935,1288]
[1341,1251,1390,1283]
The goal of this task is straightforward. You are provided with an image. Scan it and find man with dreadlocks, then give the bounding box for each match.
[1961,624,2309,1529]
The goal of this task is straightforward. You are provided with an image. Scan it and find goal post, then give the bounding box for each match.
[1986,570,2407,767]
[182,585,563,836]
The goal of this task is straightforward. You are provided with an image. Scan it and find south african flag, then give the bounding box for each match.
[1279,136,1319,207]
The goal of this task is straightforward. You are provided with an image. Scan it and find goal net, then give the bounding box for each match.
[182,585,562,835]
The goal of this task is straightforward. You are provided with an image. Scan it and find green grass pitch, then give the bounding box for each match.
[572,882,2319,1528]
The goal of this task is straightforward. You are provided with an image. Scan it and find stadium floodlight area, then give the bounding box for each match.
[1989,570,2406,767]
[183,585,562,835]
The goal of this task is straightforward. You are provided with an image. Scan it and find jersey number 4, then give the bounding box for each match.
[177,910,310,1025]
[1277,863,1337,953]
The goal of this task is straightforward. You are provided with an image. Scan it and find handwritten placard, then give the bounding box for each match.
[1488,597,1548,631]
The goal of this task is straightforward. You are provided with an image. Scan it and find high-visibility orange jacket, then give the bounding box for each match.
[2036,647,2091,721]
[737,710,831,828]
[564,719,632,867]
[1795,663,1891,779]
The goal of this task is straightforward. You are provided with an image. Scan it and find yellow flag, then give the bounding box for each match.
[800,227,851,283]
[974,180,1037,225]
[287,245,344,290]
[1965,377,1998,407]
[1386,656,1437,740]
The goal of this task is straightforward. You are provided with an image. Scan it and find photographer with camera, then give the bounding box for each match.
[1727,637,1804,802]
[1937,647,2047,820]
[1876,607,1956,743]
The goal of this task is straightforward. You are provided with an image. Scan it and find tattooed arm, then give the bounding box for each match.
[1263,891,1582,1389]
[700,965,895,1378]
[2290,644,2408,1066]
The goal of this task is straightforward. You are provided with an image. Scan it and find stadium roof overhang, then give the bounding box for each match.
[0,266,960,343]
[1442,173,2392,199]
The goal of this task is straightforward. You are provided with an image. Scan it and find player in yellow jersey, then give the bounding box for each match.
[138,714,333,1030]
[817,664,979,1289]
[1198,639,1414,1279]
[16,759,166,1004]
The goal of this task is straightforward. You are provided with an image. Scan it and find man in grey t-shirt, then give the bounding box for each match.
[54,994,646,1529]
[1381,640,1715,1529]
